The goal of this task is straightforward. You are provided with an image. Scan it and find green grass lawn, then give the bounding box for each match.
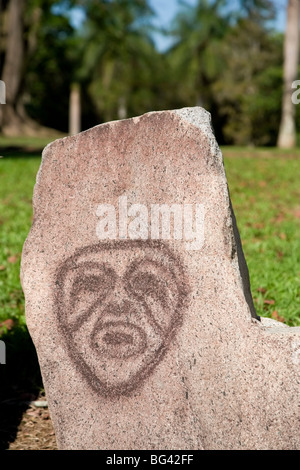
[0,136,54,332]
[0,140,299,329]
[223,147,300,326]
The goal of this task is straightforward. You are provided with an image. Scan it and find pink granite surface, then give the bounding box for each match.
[21,108,300,450]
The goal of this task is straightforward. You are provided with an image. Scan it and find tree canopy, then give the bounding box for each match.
[0,0,298,146]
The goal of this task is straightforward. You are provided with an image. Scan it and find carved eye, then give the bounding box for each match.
[72,273,110,295]
[68,262,116,313]
[128,271,169,310]
[125,258,180,332]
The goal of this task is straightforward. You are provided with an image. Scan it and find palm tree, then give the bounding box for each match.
[74,0,155,123]
[277,0,300,148]
[167,0,230,110]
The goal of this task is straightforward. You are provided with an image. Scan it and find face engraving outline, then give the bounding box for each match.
[54,240,190,398]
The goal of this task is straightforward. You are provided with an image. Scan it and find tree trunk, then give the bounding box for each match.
[0,0,58,136]
[117,96,127,120]
[0,80,5,104]
[277,0,300,148]
[0,0,25,133]
[69,83,81,135]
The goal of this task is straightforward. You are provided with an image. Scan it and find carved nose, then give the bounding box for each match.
[104,299,132,317]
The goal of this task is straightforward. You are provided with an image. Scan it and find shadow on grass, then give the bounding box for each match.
[0,325,43,450]
[0,146,44,158]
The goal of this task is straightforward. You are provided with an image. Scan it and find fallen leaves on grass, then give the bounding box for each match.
[264,299,275,305]
[7,255,19,264]
[253,223,265,229]
[257,287,267,294]
[0,319,15,334]
[271,310,285,323]
[8,393,57,450]
[292,208,300,219]
[273,213,286,224]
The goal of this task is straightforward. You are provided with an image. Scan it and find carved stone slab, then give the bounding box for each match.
[21,108,300,450]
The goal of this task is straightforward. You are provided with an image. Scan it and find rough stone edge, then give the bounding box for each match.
[173,109,299,336]
[259,317,300,335]
[36,107,218,189]
[173,107,222,166]
[174,107,260,322]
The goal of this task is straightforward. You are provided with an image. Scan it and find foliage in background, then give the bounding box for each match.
[1,0,296,145]
[75,0,165,122]
[24,1,76,132]
[212,25,283,145]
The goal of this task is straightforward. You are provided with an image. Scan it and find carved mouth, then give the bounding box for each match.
[103,331,134,346]
[91,321,147,359]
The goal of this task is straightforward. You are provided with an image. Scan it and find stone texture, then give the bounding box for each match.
[21,107,300,450]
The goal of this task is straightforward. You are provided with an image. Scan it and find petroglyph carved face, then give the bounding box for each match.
[55,240,190,397]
